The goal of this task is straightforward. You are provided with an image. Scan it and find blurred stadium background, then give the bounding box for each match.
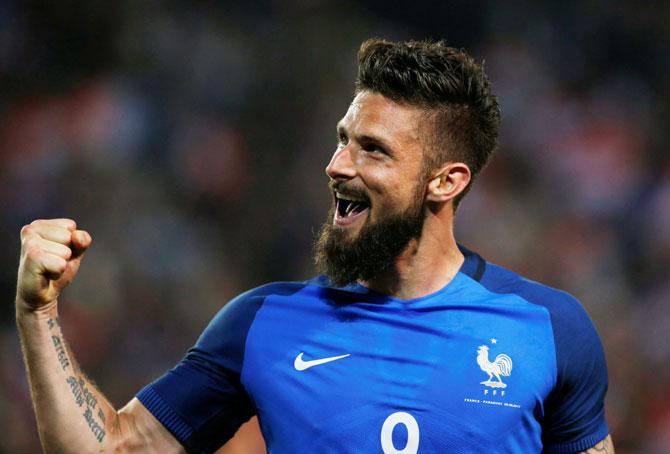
[1,1,668,452]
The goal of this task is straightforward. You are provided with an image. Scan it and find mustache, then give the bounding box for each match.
[328,180,370,200]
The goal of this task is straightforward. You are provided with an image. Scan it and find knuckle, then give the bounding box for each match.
[26,245,42,260]
[22,233,40,248]
[55,258,67,271]
[20,224,32,237]
[23,237,38,251]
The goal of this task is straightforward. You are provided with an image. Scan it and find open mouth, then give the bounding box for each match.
[334,191,371,226]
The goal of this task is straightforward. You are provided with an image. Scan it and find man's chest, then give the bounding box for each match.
[241,293,556,453]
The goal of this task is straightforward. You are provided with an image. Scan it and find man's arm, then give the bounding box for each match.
[16,218,183,452]
[579,434,614,454]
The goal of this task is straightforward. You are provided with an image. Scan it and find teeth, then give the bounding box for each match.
[345,202,356,215]
[336,191,366,202]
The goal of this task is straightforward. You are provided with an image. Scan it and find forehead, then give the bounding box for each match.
[339,91,426,148]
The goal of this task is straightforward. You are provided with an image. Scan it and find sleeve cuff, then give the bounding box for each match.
[137,385,194,442]
[543,422,610,454]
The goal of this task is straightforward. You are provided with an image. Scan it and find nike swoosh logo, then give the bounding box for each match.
[293,352,351,371]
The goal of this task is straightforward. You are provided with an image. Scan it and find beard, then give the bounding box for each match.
[313,188,426,288]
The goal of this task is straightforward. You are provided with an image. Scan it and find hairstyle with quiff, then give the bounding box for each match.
[355,39,501,207]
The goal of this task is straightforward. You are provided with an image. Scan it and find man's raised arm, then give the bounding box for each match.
[15,218,183,453]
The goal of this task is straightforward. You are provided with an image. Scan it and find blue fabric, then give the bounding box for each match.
[136,282,304,453]
[137,248,609,453]
[476,261,609,453]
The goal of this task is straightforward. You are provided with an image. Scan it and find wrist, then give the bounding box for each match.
[15,297,59,321]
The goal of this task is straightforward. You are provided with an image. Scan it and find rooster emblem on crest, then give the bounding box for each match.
[476,344,513,388]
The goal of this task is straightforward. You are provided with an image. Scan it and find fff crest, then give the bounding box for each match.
[476,342,513,389]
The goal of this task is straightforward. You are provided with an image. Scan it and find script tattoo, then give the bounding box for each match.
[47,318,70,371]
[67,376,85,407]
[84,407,106,442]
[47,318,106,443]
[79,377,98,409]
[51,335,70,370]
[65,376,106,442]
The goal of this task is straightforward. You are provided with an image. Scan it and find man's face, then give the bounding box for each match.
[314,91,431,286]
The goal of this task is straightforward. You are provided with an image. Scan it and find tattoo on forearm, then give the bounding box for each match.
[47,318,106,443]
[51,335,71,370]
[84,407,106,442]
[78,377,98,409]
[65,376,106,442]
[65,376,99,409]
[47,318,71,372]
[67,376,85,407]
[47,317,60,330]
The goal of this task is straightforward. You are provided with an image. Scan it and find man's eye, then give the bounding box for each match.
[362,143,384,154]
[337,134,348,147]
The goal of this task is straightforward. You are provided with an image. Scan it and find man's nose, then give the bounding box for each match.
[325,146,356,181]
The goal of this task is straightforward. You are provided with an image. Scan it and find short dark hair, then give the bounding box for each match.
[355,39,501,207]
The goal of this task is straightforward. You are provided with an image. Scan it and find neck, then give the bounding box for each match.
[361,205,464,300]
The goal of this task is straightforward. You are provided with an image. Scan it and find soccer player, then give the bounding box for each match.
[15,39,613,453]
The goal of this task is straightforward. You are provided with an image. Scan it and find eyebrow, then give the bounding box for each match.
[336,122,396,154]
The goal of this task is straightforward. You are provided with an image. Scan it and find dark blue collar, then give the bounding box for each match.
[458,243,486,282]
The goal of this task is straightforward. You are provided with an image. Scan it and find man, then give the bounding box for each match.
[16,39,613,453]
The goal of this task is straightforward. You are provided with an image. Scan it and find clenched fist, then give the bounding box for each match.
[16,219,92,313]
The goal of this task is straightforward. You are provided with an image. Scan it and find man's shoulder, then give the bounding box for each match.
[231,279,313,303]
[230,276,344,302]
[207,281,309,327]
[479,260,579,308]
[470,250,598,340]
[196,280,317,361]
[459,244,590,327]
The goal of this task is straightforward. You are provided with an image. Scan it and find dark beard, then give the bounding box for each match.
[313,195,425,288]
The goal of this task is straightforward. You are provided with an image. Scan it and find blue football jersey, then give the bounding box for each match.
[137,247,609,453]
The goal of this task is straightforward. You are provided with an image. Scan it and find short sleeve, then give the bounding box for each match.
[540,294,610,453]
[136,288,266,453]
[477,260,610,453]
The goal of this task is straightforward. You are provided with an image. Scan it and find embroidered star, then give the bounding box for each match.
[490,338,498,344]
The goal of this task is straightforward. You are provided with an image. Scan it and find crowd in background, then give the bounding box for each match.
[1,1,668,452]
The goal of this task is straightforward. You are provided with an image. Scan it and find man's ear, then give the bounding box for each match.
[426,162,471,203]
